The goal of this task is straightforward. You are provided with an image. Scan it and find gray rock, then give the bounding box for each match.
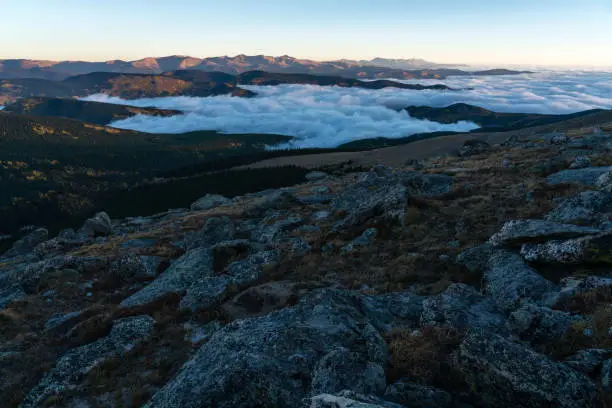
[555,276,612,306]
[384,380,454,408]
[245,190,298,217]
[484,250,557,312]
[333,175,406,231]
[546,191,612,225]
[455,244,494,274]
[82,212,112,237]
[489,219,600,247]
[453,330,602,408]
[547,166,612,186]
[421,283,506,331]
[251,216,303,245]
[306,171,329,181]
[313,211,330,221]
[109,253,161,281]
[507,304,580,344]
[564,349,612,375]
[399,171,453,197]
[190,194,232,211]
[570,156,592,169]
[458,139,491,157]
[288,237,312,257]
[548,132,569,145]
[601,358,612,392]
[120,238,157,249]
[120,248,213,309]
[310,392,404,408]
[21,316,155,407]
[185,216,235,250]
[298,195,336,205]
[179,250,278,311]
[144,290,389,408]
[44,310,85,332]
[596,170,612,193]
[3,228,48,258]
[520,232,612,265]
[341,228,378,253]
[312,185,330,194]
[311,347,386,396]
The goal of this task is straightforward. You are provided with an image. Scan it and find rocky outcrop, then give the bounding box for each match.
[21,316,155,407]
[144,290,389,408]
[520,232,612,265]
[82,211,113,237]
[453,330,602,408]
[507,304,580,344]
[547,166,612,186]
[310,391,404,408]
[3,228,48,258]
[597,170,612,193]
[384,380,456,408]
[489,219,600,247]
[546,191,612,225]
[190,194,232,211]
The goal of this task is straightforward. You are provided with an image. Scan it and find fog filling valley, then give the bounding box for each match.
[83,70,612,148]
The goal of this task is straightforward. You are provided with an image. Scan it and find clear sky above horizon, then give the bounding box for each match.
[2,0,611,67]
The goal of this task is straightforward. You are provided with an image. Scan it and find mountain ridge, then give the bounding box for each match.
[0,54,530,81]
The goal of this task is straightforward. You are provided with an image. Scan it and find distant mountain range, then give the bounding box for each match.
[0,55,530,81]
[0,70,454,104]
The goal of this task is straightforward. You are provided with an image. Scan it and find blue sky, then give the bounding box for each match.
[2,0,611,66]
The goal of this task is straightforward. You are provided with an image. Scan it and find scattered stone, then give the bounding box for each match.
[384,380,454,408]
[483,250,557,312]
[221,281,303,319]
[251,216,303,245]
[313,211,330,221]
[399,171,453,197]
[109,253,161,281]
[421,283,506,331]
[547,166,612,186]
[507,304,580,344]
[341,228,378,254]
[185,216,235,250]
[82,212,113,237]
[489,219,600,247]
[311,391,404,408]
[453,330,602,408]
[3,228,48,258]
[21,316,155,407]
[601,358,612,392]
[520,232,612,265]
[549,132,569,145]
[312,185,330,194]
[306,171,329,181]
[556,276,612,306]
[596,170,612,193]
[546,191,612,225]
[458,139,491,157]
[570,155,592,169]
[455,244,494,274]
[183,321,221,345]
[311,347,386,396]
[564,349,612,375]
[287,237,312,257]
[190,194,232,211]
[333,174,406,230]
[120,247,213,309]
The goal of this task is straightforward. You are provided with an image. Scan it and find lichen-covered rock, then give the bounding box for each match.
[570,155,593,169]
[564,349,612,375]
[21,316,155,407]
[483,250,557,312]
[520,232,612,265]
[3,228,48,258]
[179,250,278,311]
[507,304,580,344]
[421,283,506,331]
[109,253,161,281]
[341,228,378,254]
[251,216,303,245]
[547,166,612,186]
[398,171,453,197]
[453,330,602,408]
[244,189,298,217]
[546,191,612,225]
[384,380,455,408]
[310,391,405,408]
[489,219,600,247]
[458,139,491,157]
[184,216,235,250]
[601,358,612,392]
[455,244,494,274]
[333,174,406,231]
[596,170,612,193]
[555,276,612,306]
[306,171,329,181]
[120,248,213,309]
[311,347,386,396]
[82,212,113,237]
[144,290,389,408]
[190,194,231,211]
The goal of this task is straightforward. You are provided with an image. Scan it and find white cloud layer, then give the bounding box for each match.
[83,70,612,148]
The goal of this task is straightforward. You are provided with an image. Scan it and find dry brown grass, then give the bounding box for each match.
[385,326,464,385]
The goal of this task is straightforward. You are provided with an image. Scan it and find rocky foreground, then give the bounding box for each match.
[1,125,612,407]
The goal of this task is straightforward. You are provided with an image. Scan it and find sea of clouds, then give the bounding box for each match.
[83,69,612,148]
